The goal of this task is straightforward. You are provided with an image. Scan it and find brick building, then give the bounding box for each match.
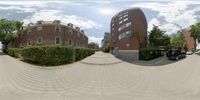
[110,8,147,59]
[10,20,88,48]
[183,28,200,50]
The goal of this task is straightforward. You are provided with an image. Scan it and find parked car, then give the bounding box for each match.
[166,49,186,60]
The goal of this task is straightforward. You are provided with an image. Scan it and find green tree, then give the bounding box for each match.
[189,22,200,50]
[0,19,23,52]
[103,41,110,53]
[170,32,187,49]
[149,25,170,47]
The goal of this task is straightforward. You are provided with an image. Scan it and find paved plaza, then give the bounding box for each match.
[1,52,200,100]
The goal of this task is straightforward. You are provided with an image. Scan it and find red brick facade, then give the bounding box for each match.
[183,29,195,50]
[10,20,88,48]
[110,8,147,51]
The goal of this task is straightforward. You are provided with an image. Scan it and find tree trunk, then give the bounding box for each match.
[194,38,197,50]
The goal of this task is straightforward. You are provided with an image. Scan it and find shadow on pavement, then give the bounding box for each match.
[115,55,186,66]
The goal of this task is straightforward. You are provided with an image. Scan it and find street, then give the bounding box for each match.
[0,52,200,100]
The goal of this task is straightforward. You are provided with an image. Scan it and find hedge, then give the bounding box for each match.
[21,46,75,66]
[6,46,95,66]
[75,47,95,61]
[7,48,21,58]
[139,47,163,60]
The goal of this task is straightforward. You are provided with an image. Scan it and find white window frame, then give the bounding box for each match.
[37,26,42,31]
[55,37,61,45]
[27,40,31,46]
[37,37,43,44]
[55,26,61,32]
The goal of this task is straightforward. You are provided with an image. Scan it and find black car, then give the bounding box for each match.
[166,49,186,60]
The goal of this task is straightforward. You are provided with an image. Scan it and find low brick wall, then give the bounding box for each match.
[113,50,139,61]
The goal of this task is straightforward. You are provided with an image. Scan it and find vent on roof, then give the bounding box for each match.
[53,20,61,24]
[67,23,73,28]
[37,20,44,24]
[75,27,80,31]
[81,30,84,33]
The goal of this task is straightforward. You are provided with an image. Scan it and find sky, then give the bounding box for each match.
[0,0,200,47]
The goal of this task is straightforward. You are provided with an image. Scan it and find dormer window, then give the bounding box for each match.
[53,20,61,24]
[55,26,61,32]
[37,26,42,31]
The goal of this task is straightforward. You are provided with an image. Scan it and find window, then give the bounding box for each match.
[69,40,72,46]
[112,23,114,26]
[119,16,123,20]
[123,14,128,18]
[37,37,43,44]
[55,37,61,45]
[27,40,31,46]
[112,27,114,31]
[126,22,131,27]
[119,20,123,24]
[55,26,61,32]
[37,26,42,31]
[118,30,131,40]
[118,24,126,31]
[125,30,131,38]
[118,32,126,40]
[124,18,128,22]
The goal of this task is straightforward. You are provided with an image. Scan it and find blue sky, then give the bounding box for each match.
[0,0,200,47]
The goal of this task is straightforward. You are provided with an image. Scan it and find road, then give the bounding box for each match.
[0,52,200,100]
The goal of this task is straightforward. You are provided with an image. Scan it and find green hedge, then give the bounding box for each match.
[75,47,95,61]
[21,46,75,66]
[7,48,21,58]
[139,48,163,60]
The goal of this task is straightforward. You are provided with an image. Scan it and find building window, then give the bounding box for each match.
[112,23,114,26]
[55,26,61,32]
[118,30,131,40]
[119,20,123,24]
[123,14,128,18]
[27,40,31,46]
[119,16,123,20]
[37,37,43,44]
[125,30,131,38]
[55,37,61,45]
[126,22,131,27]
[112,27,114,30]
[69,40,72,46]
[118,24,126,31]
[37,26,42,31]
[123,18,128,22]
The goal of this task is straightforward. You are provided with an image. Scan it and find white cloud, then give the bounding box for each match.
[88,36,103,46]
[129,1,200,34]
[99,8,116,15]
[148,18,161,31]
[23,10,102,30]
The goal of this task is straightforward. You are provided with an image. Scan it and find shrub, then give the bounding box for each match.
[21,46,74,66]
[139,47,163,60]
[75,47,95,61]
[7,48,21,58]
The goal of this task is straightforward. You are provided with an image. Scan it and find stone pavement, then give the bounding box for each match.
[1,52,200,100]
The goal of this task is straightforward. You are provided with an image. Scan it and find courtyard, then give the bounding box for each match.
[0,51,200,100]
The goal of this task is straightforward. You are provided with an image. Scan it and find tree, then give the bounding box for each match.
[149,25,170,47]
[0,19,23,52]
[170,32,187,49]
[189,22,200,50]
